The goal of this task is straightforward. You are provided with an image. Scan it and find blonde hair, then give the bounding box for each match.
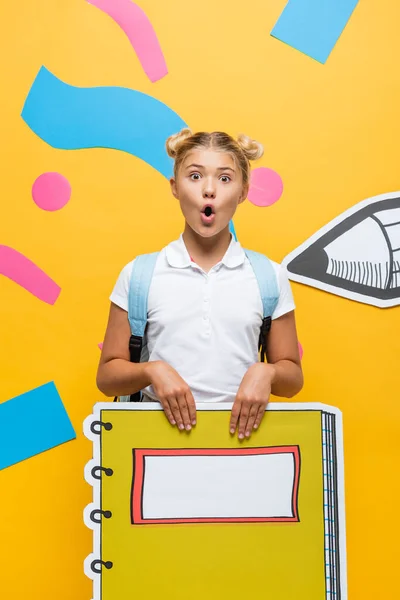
[166,128,263,185]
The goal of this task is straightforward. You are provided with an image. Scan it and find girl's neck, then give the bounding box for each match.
[182,224,232,272]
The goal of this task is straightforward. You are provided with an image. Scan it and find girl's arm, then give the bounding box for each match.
[230,310,303,439]
[266,310,304,397]
[96,303,196,430]
[96,303,153,397]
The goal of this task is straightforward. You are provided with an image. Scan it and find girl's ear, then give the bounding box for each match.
[170,177,179,199]
[238,183,249,204]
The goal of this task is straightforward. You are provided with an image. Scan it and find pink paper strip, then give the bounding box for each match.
[87,0,168,83]
[0,245,61,305]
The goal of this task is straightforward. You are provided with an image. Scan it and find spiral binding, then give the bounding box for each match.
[90,420,113,435]
[90,509,112,524]
[91,466,114,480]
[86,416,115,585]
[91,559,113,574]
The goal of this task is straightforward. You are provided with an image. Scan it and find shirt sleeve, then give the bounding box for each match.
[271,262,296,320]
[109,259,135,312]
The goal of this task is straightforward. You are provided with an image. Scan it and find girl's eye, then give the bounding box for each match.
[190,173,201,180]
[220,175,231,183]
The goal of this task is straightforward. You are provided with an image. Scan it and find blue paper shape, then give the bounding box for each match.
[21,66,238,235]
[271,0,359,64]
[0,382,76,470]
[21,66,187,179]
[229,220,237,241]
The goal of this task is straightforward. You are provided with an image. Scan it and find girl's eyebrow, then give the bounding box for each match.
[185,163,235,172]
[185,163,204,170]
[217,166,235,172]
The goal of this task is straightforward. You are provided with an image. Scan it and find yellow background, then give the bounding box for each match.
[101,408,325,600]
[0,0,399,598]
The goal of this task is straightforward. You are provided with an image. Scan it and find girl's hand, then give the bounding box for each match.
[148,361,196,431]
[229,363,275,440]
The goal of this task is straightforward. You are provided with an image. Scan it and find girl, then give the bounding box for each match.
[97,129,303,439]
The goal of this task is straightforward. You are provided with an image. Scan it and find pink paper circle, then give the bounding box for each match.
[298,342,304,360]
[32,172,71,211]
[248,167,283,207]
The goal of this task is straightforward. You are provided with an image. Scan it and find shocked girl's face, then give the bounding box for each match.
[170,149,248,238]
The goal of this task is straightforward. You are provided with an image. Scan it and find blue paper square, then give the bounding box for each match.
[0,382,76,470]
[271,0,359,64]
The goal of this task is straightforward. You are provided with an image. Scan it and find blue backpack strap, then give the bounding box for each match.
[244,249,279,362]
[119,252,159,402]
[128,252,159,337]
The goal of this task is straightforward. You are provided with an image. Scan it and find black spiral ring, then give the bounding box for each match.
[91,560,113,574]
[91,466,114,480]
[90,420,113,435]
[90,509,112,524]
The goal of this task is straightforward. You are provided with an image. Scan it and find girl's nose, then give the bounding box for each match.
[203,180,216,198]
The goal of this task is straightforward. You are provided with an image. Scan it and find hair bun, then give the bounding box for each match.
[237,134,264,161]
[166,128,193,158]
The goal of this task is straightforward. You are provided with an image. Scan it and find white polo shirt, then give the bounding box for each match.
[110,235,295,403]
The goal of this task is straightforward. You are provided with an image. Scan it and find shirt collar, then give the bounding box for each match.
[165,234,245,269]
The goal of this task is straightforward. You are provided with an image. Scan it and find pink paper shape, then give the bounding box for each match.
[248,167,283,207]
[0,246,61,305]
[98,343,103,350]
[87,0,168,83]
[298,342,303,360]
[32,172,71,211]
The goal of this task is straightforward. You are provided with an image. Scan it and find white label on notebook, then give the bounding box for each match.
[131,447,300,524]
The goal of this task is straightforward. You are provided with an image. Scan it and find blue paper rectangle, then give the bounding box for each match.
[0,382,76,470]
[271,0,359,64]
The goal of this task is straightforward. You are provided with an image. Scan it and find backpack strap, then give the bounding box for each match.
[244,249,279,362]
[119,252,159,402]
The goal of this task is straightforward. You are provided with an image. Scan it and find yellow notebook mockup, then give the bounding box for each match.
[84,402,347,600]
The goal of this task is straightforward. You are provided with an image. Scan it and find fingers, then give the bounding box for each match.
[163,390,196,432]
[168,396,185,430]
[161,400,176,426]
[178,392,192,431]
[237,403,250,440]
[229,401,241,435]
[244,404,259,438]
[185,390,197,426]
[231,400,268,440]
[253,404,266,431]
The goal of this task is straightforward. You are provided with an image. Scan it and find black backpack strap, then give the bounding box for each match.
[128,335,143,402]
[259,316,272,363]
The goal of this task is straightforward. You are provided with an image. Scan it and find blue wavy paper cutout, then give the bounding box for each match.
[21,66,187,179]
[21,66,237,237]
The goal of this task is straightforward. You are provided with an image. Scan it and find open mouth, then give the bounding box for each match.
[200,204,216,224]
[201,204,215,217]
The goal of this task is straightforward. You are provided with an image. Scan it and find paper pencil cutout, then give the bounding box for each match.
[283,192,400,308]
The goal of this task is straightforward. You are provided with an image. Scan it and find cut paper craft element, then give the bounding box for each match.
[283,192,400,308]
[84,402,347,600]
[0,382,75,470]
[32,172,71,211]
[21,66,187,179]
[271,0,359,64]
[229,219,237,241]
[248,167,283,207]
[298,341,304,359]
[0,245,61,305]
[131,447,300,524]
[98,343,103,350]
[87,0,168,83]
